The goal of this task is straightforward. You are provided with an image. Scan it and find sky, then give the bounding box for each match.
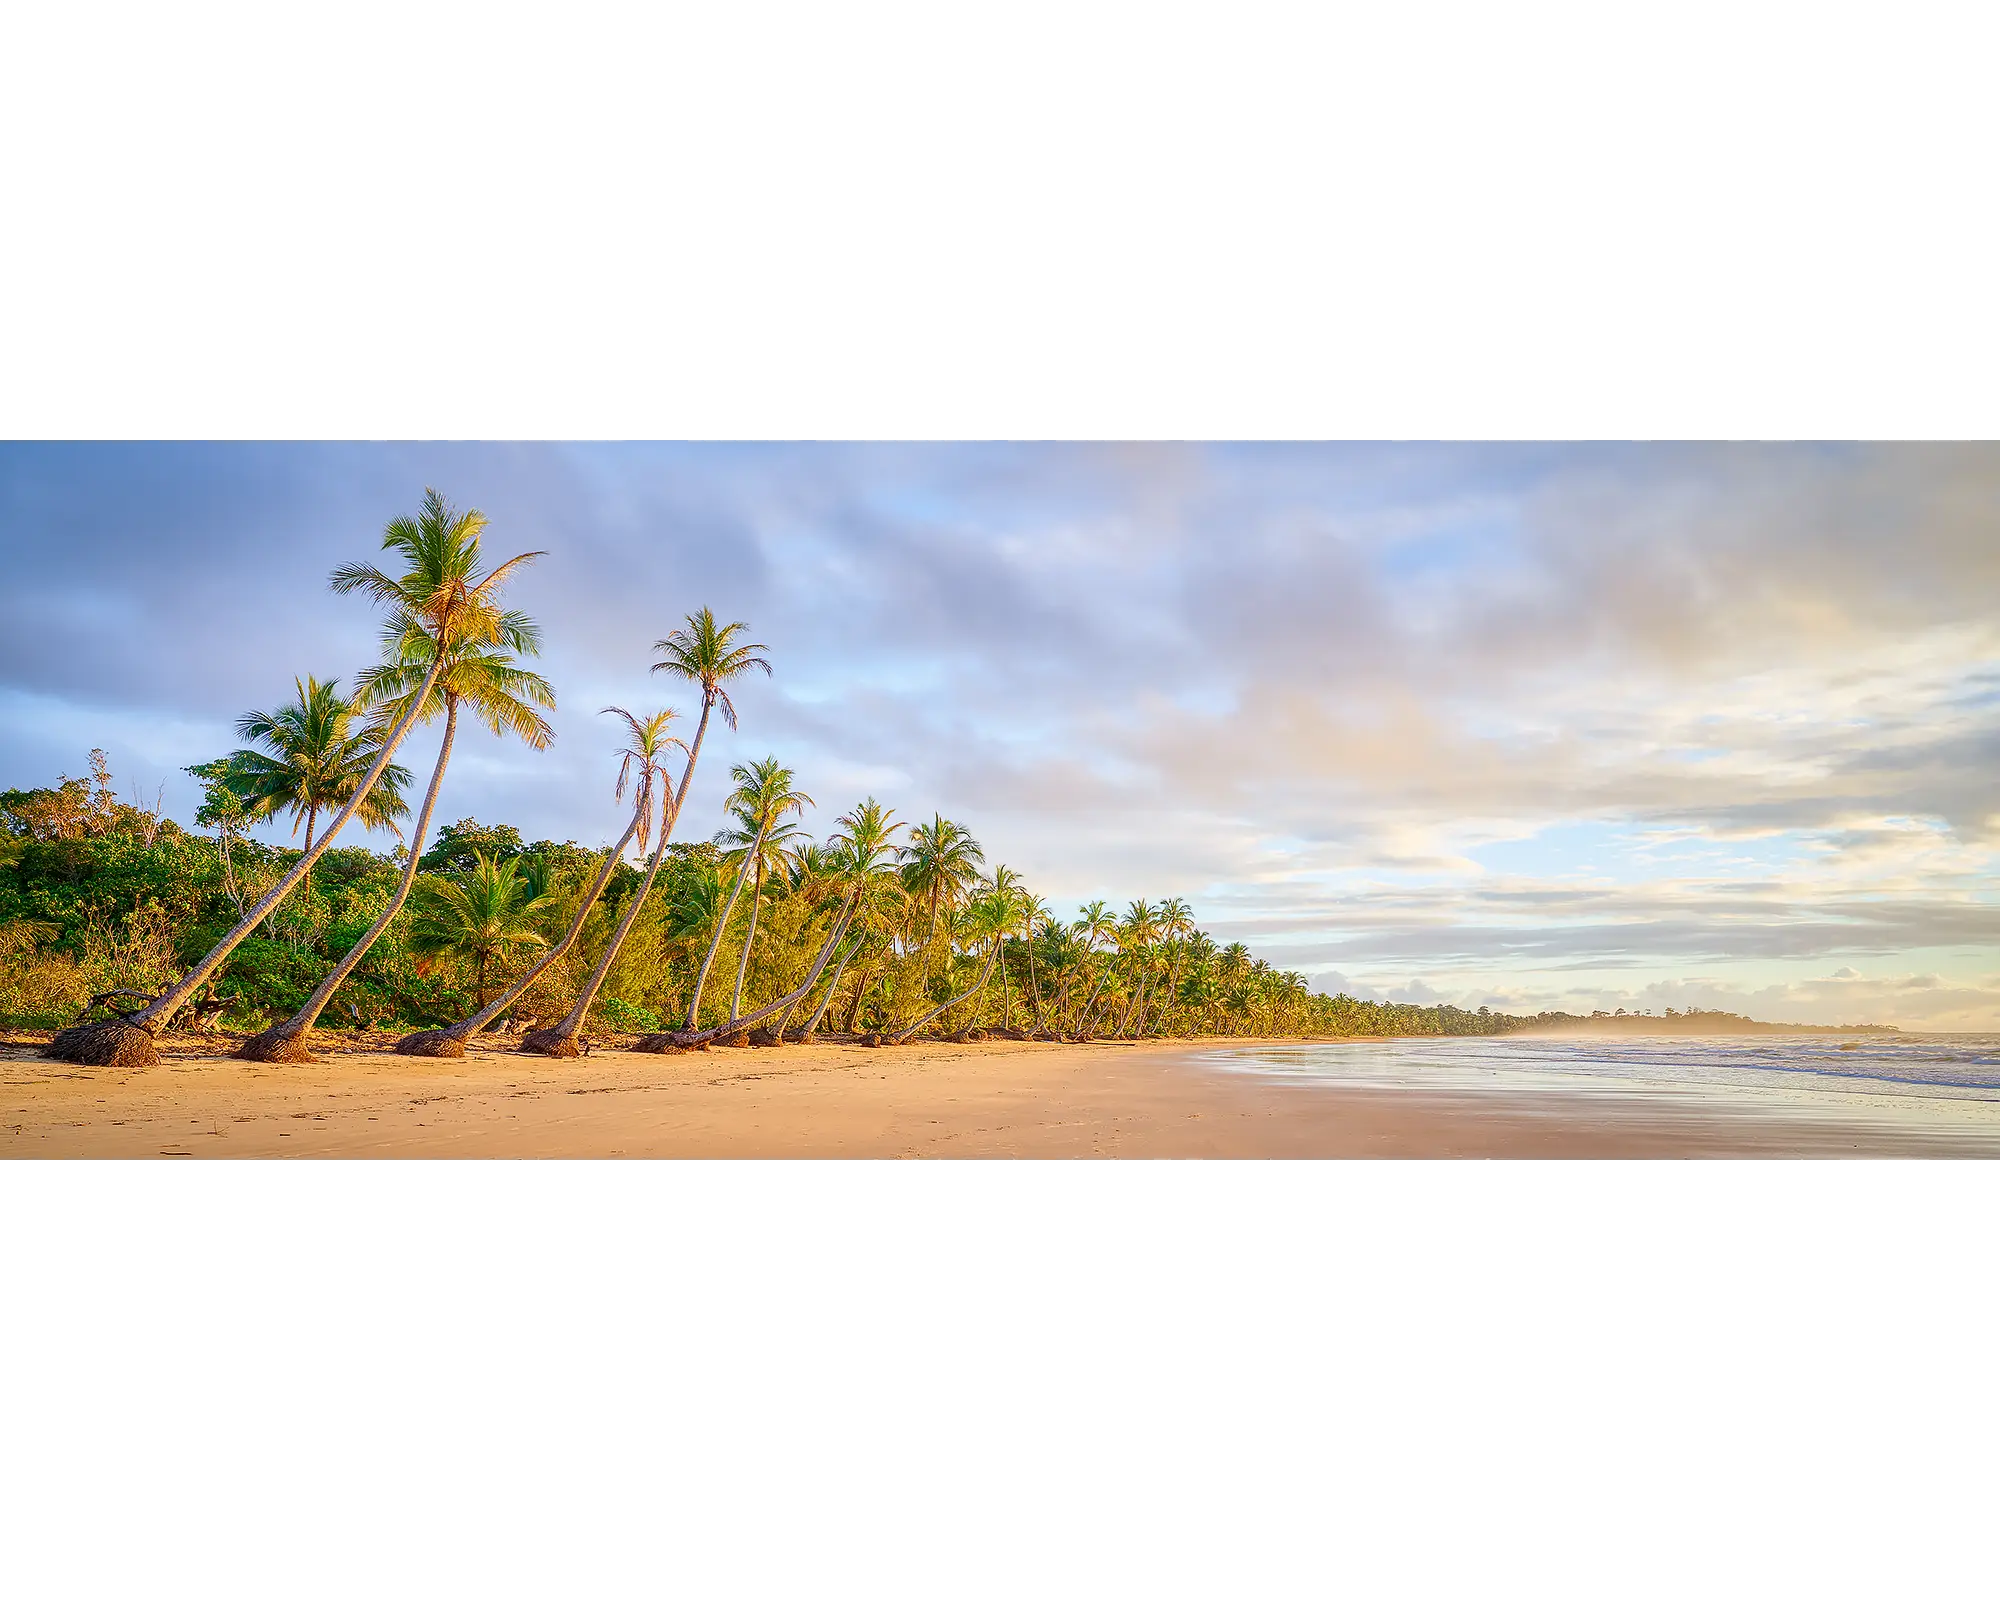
[3,442,1997,1029]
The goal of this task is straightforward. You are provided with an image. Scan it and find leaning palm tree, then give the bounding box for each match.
[237,609,553,1062]
[721,760,814,1022]
[401,709,671,1057]
[1069,899,1119,1037]
[229,676,413,860]
[406,853,555,1012]
[1112,899,1161,1037]
[819,798,905,1037]
[680,758,810,1030]
[886,888,1012,1044]
[514,609,769,1056]
[47,488,538,1069]
[517,708,685,1057]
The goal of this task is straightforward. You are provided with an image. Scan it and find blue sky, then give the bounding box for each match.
[4,442,1997,1027]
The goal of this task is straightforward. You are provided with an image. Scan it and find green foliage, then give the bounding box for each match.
[420,817,525,874]
[598,995,659,1032]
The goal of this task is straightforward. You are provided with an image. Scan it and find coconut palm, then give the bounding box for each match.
[1150,896,1195,1035]
[682,758,812,1029]
[518,708,686,1056]
[723,764,814,1022]
[824,798,906,1036]
[886,887,1011,1043]
[48,489,539,1068]
[228,676,412,858]
[513,611,769,1054]
[1070,899,1119,1036]
[898,813,985,974]
[238,613,554,1062]
[406,853,555,1012]
[985,865,1027,1029]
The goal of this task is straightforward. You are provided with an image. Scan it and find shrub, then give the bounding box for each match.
[598,995,659,1033]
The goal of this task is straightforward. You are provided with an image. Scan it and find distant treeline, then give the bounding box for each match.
[1,757,1887,1042]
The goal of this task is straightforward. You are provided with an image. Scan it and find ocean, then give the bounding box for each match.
[1207,1032,2000,1149]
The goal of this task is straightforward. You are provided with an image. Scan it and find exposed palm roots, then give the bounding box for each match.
[394,1029,467,1057]
[235,1026,319,1063]
[44,1019,158,1069]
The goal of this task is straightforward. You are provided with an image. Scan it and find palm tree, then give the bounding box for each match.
[407,854,555,1012]
[823,798,906,1036]
[898,813,985,976]
[514,610,769,1055]
[1070,899,1118,1036]
[886,887,1011,1044]
[682,758,811,1030]
[228,676,412,859]
[238,604,553,1062]
[1021,893,1054,1034]
[1113,900,1161,1037]
[985,865,1027,1029]
[723,762,814,1023]
[1150,897,1194,1033]
[518,708,686,1057]
[762,841,846,1043]
[48,488,539,1069]
[402,708,673,1055]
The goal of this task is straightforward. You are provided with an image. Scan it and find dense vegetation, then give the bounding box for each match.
[0,758,1517,1039]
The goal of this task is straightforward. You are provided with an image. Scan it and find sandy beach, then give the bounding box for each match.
[5,1031,1993,1158]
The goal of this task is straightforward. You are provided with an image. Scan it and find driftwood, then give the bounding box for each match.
[85,989,157,1018]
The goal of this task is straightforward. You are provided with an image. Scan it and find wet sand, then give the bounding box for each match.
[4,1032,1993,1158]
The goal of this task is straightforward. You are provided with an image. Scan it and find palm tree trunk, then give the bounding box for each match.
[887,939,1001,1044]
[640,907,850,1050]
[730,860,765,1021]
[525,698,716,1056]
[773,896,855,1041]
[239,696,460,1060]
[841,954,879,1033]
[686,819,762,1030]
[395,805,645,1054]
[57,650,447,1060]
[801,928,861,1040]
[1026,935,1046,1031]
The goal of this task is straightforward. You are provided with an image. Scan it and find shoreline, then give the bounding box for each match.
[4,1031,1993,1159]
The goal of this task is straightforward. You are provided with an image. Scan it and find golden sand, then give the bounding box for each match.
[4,1032,1990,1158]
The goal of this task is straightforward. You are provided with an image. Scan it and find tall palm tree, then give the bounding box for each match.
[898,813,985,974]
[48,488,538,1068]
[1113,899,1161,1037]
[1021,893,1054,1033]
[229,676,412,859]
[1071,899,1119,1036]
[515,610,770,1055]
[984,865,1028,1030]
[722,762,813,1022]
[682,758,811,1030]
[406,853,555,1012]
[824,798,906,1036]
[517,708,686,1057]
[238,611,553,1062]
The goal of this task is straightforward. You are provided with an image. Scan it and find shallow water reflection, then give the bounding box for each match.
[1206,1033,2000,1148]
